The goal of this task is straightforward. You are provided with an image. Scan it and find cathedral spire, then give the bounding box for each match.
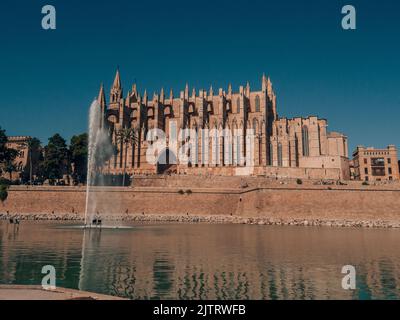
[110,68,122,103]
[160,87,165,103]
[209,85,213,97]
[262,73,267,92]
[267,76,272,94]
[97,83,106,128]
[185,83,189,98]
[112,68,121,89]
[246,81,250,96]
[169,88,174,100]
[228,83,232,95]
[97,83,106,108]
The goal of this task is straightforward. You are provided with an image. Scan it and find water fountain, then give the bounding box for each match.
[82,98,131,229]
[84,99,104,227]
[77,98,132,292]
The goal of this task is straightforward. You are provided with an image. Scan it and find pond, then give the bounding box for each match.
[1,221,399,299]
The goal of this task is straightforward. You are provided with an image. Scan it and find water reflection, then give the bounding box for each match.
[1,221,400,300]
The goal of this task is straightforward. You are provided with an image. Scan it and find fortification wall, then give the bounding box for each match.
[177,166,343,180]
[2,184,400,223]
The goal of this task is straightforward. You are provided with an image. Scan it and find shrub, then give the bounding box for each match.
[0,184,8,203]
[185,189,192,194]
[362,181,369,186]
[296,178,303,185]
[0,178,11,186]
[178,189,185,195]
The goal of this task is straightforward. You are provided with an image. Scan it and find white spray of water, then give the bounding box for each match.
[84,99,111,226]
[84,99,100,226]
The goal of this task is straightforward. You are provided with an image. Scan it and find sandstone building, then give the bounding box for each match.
[352,145,399,181]
[97,70,350,180]
[1,136,31,180]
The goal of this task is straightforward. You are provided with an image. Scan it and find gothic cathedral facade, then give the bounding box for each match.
[96,70,350,180]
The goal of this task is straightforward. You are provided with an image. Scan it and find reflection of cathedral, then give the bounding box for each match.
[97,70,349,179]
[70,225,400,300]
[2,223,400,300]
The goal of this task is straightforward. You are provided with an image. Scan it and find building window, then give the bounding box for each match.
[389,176,393,181]
[388,167,392,174]
[214,132,219,166]
[255,95,260,112]
[278,143,283,167]
[236,135,241,165]
[269,143,273,166]
[388,158,391,164]
[364,158,367,164]
[236,98,240,113]
[252,118,258,134]
[365,176,369,181]
[302,126,309,156]
[371,157,385,176]
[364,168,368,175]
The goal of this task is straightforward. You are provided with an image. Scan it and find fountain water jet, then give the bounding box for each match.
[83,99,115,227]
[74,98,134,230]
[84,99,102,226]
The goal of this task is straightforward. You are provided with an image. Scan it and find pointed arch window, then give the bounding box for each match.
[255,95,260,112]
[278,143,283,167]
[236,97,241,113]
[214,125,219,165]
[252,118,258,135]
[269,143,273,166]
[302,126,309,156]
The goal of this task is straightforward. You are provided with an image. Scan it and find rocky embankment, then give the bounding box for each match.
[1,212,399,229]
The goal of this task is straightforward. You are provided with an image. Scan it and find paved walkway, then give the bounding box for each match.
[0,285,125,300]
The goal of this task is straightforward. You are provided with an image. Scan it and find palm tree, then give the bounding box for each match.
[116,127,138,186]
[24,138,41,185]
[4,159,16,181]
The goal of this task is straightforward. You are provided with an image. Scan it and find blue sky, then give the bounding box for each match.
[0,0,399,155]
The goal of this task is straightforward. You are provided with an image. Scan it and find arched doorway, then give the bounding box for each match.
[157,148,177,174]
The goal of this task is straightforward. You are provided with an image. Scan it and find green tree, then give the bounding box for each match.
[0,127,18,178]
[70,133,88,185]
[116,127,138,186]
[0,127,7,166]
[0,184,8,204]
[4,160,16,181]
[42,134,70,184]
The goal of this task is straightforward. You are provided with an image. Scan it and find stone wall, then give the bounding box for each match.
[177,165,344,180]
[2,184,400,223]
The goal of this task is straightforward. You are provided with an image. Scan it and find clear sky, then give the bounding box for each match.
[0,0,399,155]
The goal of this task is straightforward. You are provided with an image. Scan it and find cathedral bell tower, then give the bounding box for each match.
[110,68,123,106]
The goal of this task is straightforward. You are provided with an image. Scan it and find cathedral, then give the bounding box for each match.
[96,70,350,180]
